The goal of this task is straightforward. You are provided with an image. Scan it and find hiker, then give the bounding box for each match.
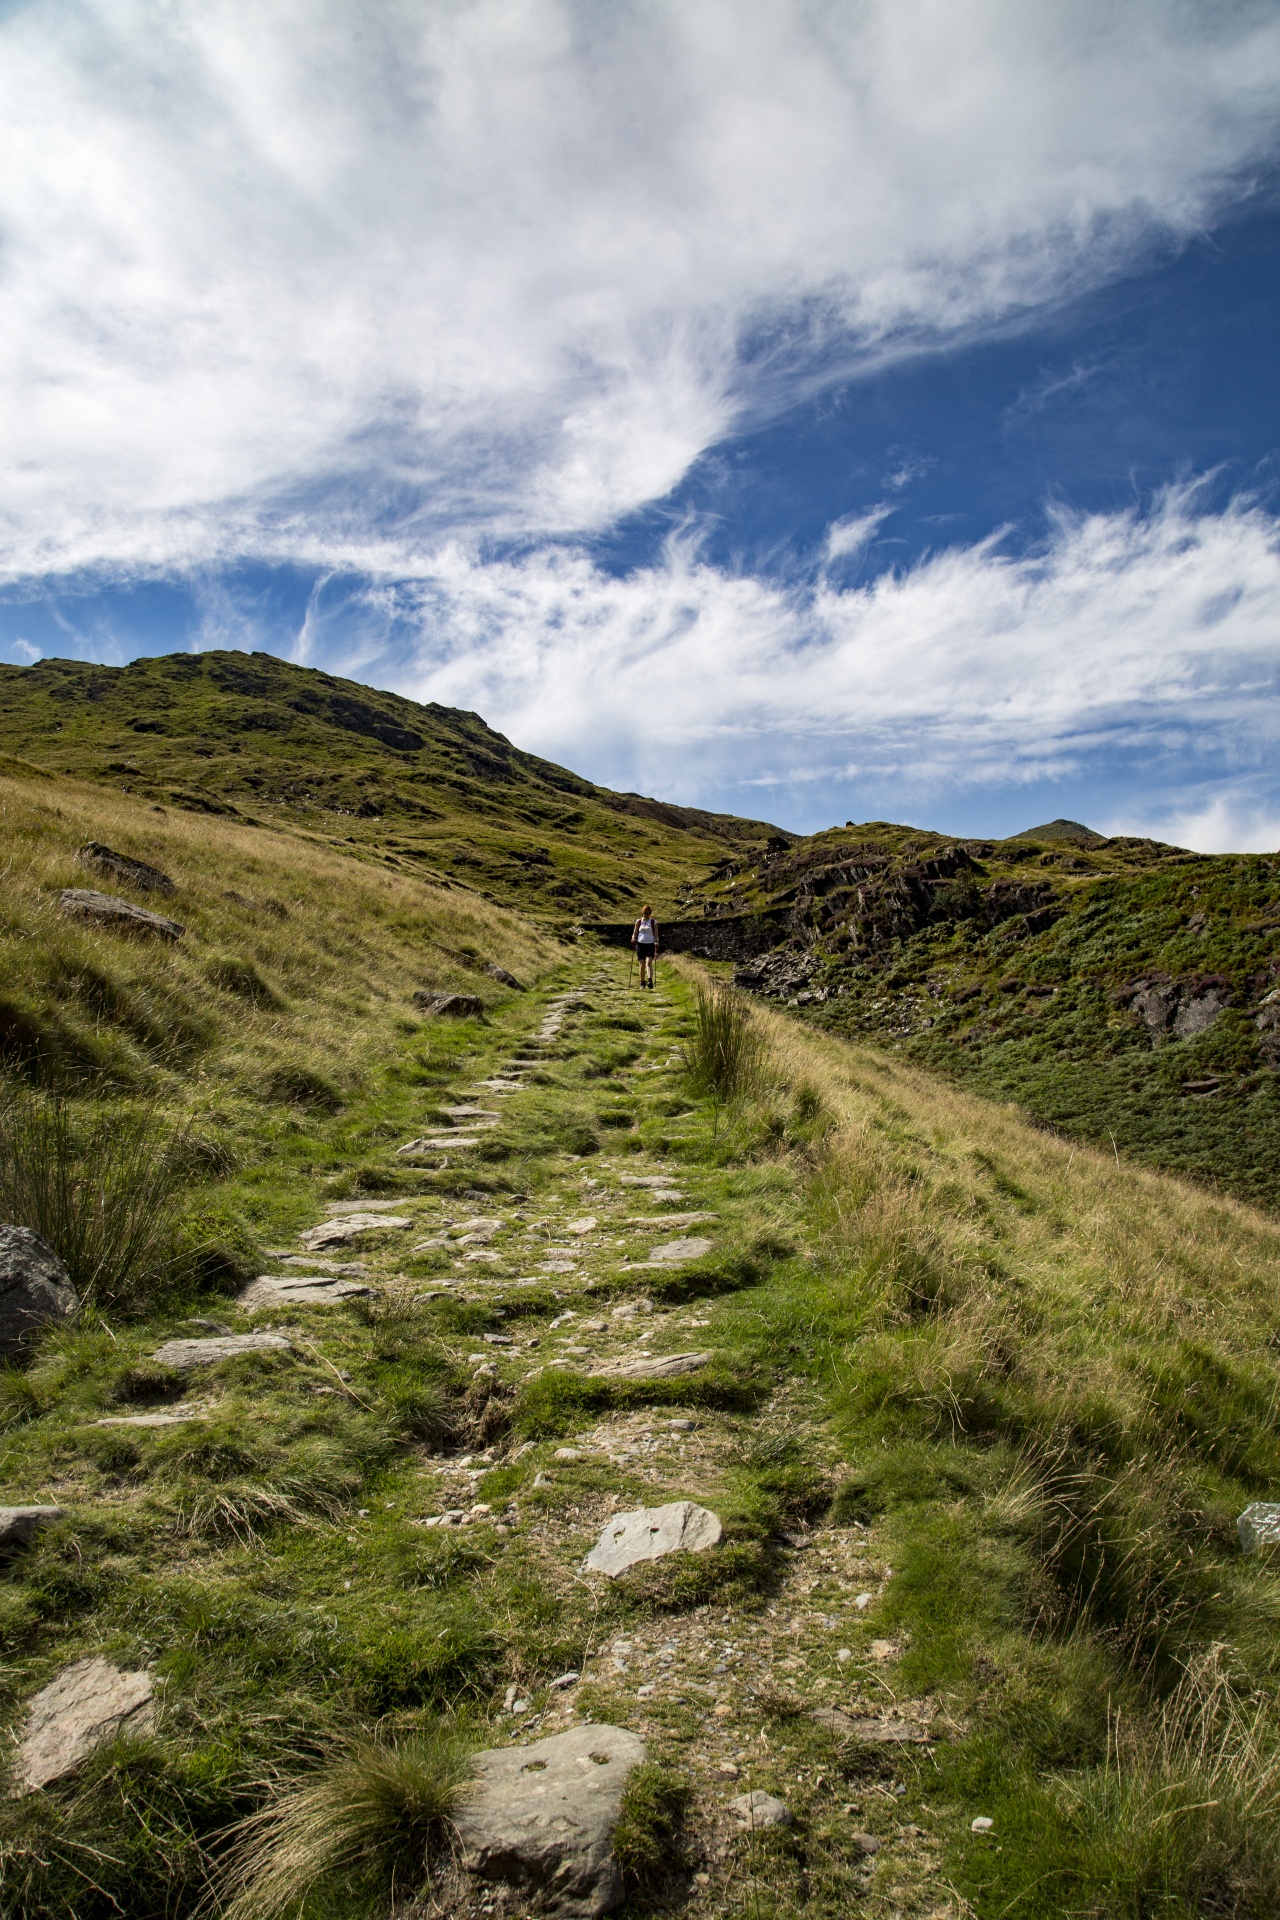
[632,904,659,988]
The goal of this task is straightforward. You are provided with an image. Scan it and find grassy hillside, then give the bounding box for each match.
[0,652,786,921]
[4,894,1280,1918]
[717,820,1280,1212]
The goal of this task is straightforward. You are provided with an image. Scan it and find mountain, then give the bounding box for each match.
[0,651,788,921]
[718,823,1280,1210]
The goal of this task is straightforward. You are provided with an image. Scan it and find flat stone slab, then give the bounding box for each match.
[619,1175,681,1187]
[729,1789,792,1829]
[298,1214,412,1250]
[810,1705,936,1744]
[96,1411,205,1428]
[77,842,176,896]
[440,1106,502,1119]
[455,1722,645,1917]
[623,1212,716,1228]
[238,1274,375,1308]
[645,1237,714,1264]
[0,1506,62,1555]
[1237,1503,1280,1551]
[398,1136,483,1153]
[586,1500,723,1577]
[591,1351,712,1381]
[15,1657,155,1791]
[151,1332,292,1370]
[58,888,184,941]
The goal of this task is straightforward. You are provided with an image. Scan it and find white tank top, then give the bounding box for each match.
[637,916,655,943]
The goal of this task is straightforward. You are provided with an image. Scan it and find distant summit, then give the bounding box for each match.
[1009,818,1105,846]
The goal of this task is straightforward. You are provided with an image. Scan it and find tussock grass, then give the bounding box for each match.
[0,1083,186,1312]
[682,982,765,1106]
[1060,1647,1280,1911]
[212,1726,472,1920]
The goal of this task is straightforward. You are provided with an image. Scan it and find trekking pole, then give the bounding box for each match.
[627,944,635,989]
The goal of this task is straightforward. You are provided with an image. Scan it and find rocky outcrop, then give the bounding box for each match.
[0,1225,78,1357]
[58,889,185,941]
[298,1213,412,1250]
[484,964,524,989]
[585,1500,723,1576]
[14,1657,155,1792]
[1121,975,1232,1044]
[455,1723,646,1916]
[76,843,176,896]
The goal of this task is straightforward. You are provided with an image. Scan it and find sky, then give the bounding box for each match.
[1,2,1279,848]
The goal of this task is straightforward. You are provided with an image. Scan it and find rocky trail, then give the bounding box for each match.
[1,954,967,1918]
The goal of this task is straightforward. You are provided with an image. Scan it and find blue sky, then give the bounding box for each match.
[2,2,1280,848]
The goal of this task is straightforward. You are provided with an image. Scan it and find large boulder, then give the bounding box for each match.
[14,1657,155,1792]
[58,888,184,942]
[77,843,176,896]
[0,1225,78,1357]
[585,1500,723,1577]
[454,1723,645,1917]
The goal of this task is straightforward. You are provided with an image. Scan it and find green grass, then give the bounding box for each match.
[7,781,1280,1917]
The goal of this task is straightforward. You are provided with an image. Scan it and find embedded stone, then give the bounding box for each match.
[0,1224,79,1357]
[455,1722,645,1917]
[0,1506,62,1556]
[413,990,485,1016]
[728,1789,792,1830]
[1237,1503,1280,1552]
[237,1274,374,1308]
[585,1500,723,1577]
[593,1351,712,1381]
[14,1657,155,1792]
[58,888,184,941]
[297,1214,412,1250]
[645,1237,713,1264]
[77,843,176,896]
[150,1332,292,1371]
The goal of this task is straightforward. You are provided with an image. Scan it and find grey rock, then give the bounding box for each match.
[729,1789,792,1830]
[14,1657,155,1792]
[237,1274,374,1308]
[0,1224,79,1357]
[96,1411,203,1427]
[266,1255,369,1274]
[455,1722,645,1917]
[298,1214,412,1250]
[623,1212,716,1228]
[1128,976,1232,1045]
[150,1332,292,1371]
[642,1237,713,1265]
[413,990,485,1017]
[810,1705,934,1744]
[323,1200,410,1214]
[484,964,524,989]
[58,888,184,941]
[593,1351,712,1381]
[1237,1503,1280,1552]
[618,1175,681,1188]
[0,1506,62,1556]
[77,843,176,896]
[586,1500,723,1577]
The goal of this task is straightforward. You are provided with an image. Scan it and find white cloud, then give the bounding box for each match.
[277,484,1280,852]
[0,0,1278,579]
[825,508,892,562]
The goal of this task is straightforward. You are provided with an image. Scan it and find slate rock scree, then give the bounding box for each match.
[585,1500,723,1577]
[76,842,177,896]
[0,1224,79,1357]
[454,1723,646,1917]
[58,887,185,942]
[14,1657,155,1792]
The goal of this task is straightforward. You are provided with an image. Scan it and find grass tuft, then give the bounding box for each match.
[0,1083,187,1313]
[213,1726,472,1920]
[682,983,766,1105]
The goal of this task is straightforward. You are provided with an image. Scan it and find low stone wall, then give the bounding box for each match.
[579,912,790,961]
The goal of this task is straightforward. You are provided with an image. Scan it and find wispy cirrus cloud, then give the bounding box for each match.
[0,0,1278,582]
